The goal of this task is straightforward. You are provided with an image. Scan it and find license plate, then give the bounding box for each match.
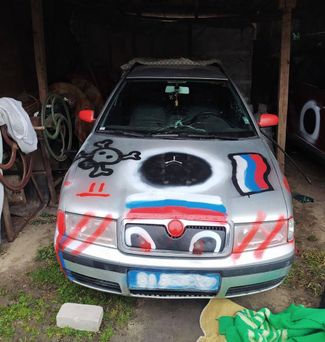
[128,270,220,292]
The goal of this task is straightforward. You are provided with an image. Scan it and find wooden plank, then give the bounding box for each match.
[31,0,48,104]
[2,192,15,242]
[277,0,296,171]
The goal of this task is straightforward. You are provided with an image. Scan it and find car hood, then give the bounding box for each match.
[60,134,289,223]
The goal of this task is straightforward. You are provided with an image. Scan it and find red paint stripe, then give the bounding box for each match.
[55,234,65,272]
[77,193,110,197]
[89,182,96,192]
[126,206,226,222]
[254,216,285,258]
[250,154,268,189]
[71,216,112,255]
[233,211,266,259]
[60,213,93,250]
[98,183,105,192]
[57,210,66,235]
[140,239,152,252]
[283,176,291,193]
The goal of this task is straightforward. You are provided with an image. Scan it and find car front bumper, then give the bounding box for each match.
[58,241,294,298]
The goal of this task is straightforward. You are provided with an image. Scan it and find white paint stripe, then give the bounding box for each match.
[126,193,224,205]
[233,155,250,193]
[125,226,156,249]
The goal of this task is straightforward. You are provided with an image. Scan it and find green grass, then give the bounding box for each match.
[284,248,325,296]
[0,245,135,341]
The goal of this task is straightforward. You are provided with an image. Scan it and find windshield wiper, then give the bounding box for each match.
[99,128,146,137]
[184,134,239,140]
[151,131,239,140]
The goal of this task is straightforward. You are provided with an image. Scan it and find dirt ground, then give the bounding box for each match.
[0,148,324,341]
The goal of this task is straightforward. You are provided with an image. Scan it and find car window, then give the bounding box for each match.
[98,79,256,138]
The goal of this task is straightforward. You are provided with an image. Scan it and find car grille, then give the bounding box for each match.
[130,289,217,298]
[124,223,227,256]
[70,271,122,293]
[226,277,285,296]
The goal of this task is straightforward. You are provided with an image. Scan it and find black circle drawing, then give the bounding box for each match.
[140,152,212,186]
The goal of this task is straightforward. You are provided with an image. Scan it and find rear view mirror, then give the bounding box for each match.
[165,85,190,95]
[79,109,95,123]
[258,113,278,128]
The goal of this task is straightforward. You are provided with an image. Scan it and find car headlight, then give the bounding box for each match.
[64,212,117,248]
[233,218,290,253]
[287,217,294,242]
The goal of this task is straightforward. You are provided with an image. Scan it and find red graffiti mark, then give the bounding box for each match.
[250,154,269,189]
[70,215,112,256]
[77,182,110,197]
[64,181,71,187]
[232,211,267,259]
[60,213,93,250]
[55,210,66,271]
[254,216,285,258]
[57,210,66,235]
[283,176,291,193]
[140,239,152,252]
[193,240,204,255]
[98,182,105,192]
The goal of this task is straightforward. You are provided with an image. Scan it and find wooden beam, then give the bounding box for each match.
[277,0,296,171]
[31,0,48,104]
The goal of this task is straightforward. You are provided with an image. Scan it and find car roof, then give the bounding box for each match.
[126,65,228,80]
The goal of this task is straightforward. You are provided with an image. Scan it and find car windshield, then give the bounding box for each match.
[98,79,256,138]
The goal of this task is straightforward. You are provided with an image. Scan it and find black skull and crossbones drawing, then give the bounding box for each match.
[76,139,141,178]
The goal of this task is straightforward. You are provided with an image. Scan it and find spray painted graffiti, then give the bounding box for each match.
[55,210,112,259]
[76,139,141,178]
[283,176,291,193]
[233,211,287,260]
[124,195,227,254]
[228,153,273,196]
[125,198,227,221]
[76,182,110,197]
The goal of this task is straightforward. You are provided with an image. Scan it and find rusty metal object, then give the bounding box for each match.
[17,93,40,116]
[70,75,104,113]
[0,126,34,191]
[49,81,102,143]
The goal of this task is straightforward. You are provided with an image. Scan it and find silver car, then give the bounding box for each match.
[55,60,294,298]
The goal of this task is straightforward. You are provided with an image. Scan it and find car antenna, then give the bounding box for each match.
[260,130,312,184]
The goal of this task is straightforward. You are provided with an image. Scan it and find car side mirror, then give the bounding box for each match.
[258,113,278,128]
[79,109,95,123]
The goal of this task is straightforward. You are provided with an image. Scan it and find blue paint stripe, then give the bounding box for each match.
[126,199,226,213]
[58,250,75,281]
[241,154,260,192]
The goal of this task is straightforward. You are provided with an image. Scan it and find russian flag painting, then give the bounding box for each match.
[229,153,273,196]
[125,194,227,222]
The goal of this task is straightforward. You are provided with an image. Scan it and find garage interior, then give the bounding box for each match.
[0,0,324,341]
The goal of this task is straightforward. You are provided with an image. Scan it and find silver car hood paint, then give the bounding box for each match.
[60,134,289,224]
